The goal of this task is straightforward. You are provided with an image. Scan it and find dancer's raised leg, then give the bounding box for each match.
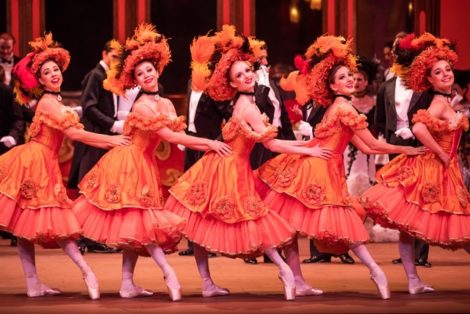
[145,244,181,301]
[58,239,99,300]
[283,237,323,296]
[265,247,296,300]
[350,243,390,299]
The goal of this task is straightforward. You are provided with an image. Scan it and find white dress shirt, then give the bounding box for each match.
[394,76,414,139]
[188,90,203,133]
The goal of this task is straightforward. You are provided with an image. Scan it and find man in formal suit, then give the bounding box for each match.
[297,102,355,265]
[178,80,232,256]
[68,41,125,254]
[0,65,34,246]
[249,47,296,169]
[244,47,296,264]
[0,33,21,86]
[374,34,434,268]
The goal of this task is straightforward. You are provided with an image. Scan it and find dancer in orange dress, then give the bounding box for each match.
[163,25,332,301]
[256,35,426,299]
[362,33,470,294]
[73,24,231,301]
[0,34,130,299]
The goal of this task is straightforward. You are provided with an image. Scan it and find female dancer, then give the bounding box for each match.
[0,34,131,299]
[256,35,426,299]
[73,24,231,301]
[163,25,332,301]
[362,33,470,294]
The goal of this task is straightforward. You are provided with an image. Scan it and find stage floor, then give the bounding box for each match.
[0,238,469,314]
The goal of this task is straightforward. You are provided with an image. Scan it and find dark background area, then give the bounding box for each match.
[1,0,432,93]
[44,0,113,91]
[150,0,217,94]
[0,0,7,34]
[256,0,322,68]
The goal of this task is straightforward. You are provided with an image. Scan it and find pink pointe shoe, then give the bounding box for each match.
[83,272,100,300]
[164,268,182,301]
[119,286,154,298]
[26,283,61,297]
[408,283,435,295]
[202,279,230,298]
[370,273,391,300]
[295,285,323,297]
[278,270,296,301]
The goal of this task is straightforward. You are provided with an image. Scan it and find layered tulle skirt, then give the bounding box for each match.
[0,142,80,248]
[362,153,470,249]
[75,144,186,255]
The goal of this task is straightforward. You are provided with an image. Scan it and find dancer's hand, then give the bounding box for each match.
[308,143,332,159]
[108,135,132,148]
[402,146,428,156]
[437,151,450,167]
[209,140,232,156]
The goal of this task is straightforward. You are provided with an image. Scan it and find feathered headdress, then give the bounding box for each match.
[189,24,265,101]
[12,33,70,105]
[104,23,171,96]
[280,35,356,107]
[402,33,457,92]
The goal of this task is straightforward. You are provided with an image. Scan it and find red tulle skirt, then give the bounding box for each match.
[363,185,470,249]
[0,194,81,248]
[262,188,369,248]
[164,195,295,258]
[73,196,185,255]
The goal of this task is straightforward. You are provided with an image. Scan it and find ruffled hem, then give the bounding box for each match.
[362,185,470,250]
[73,196,185,256]
[262,189,369,246]
[0,194,80,248]
[164,195,295,258]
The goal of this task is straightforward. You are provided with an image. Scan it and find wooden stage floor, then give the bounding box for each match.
[0,238,469,313]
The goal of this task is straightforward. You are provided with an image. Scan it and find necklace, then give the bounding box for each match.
[142,90,160,100]
[432,90,452,100]
[334,94,352,101]
[43,90,62,101]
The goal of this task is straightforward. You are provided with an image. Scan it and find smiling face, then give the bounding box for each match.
[134,61,159,92]
[229,60,255,93]
[427,59,454,93]
[329,65,354,96]
[38,60,63,91]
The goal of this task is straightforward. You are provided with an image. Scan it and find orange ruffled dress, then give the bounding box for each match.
[257,104,370,248]
[73,113,186,255]
[0,108,83,248]
[164,114,295,257]
[362,109,470,249]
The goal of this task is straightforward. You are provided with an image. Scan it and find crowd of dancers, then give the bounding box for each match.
[0,23,470,302]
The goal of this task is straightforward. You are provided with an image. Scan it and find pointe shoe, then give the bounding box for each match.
[370,273,391,300]
[408,284,435,295]
[163,269,182,302]
[83,273,100,300]
[26,284,62,297]
[119,286,154,298]
[295,286,323,297]
[278,271,296,301]
[202,282,230,298]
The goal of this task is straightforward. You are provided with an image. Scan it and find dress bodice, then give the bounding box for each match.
[412,110,469,157]
[29,108,83,154]
[124,113,187,154]
[312,104,368,156]
[221,114,278,158]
